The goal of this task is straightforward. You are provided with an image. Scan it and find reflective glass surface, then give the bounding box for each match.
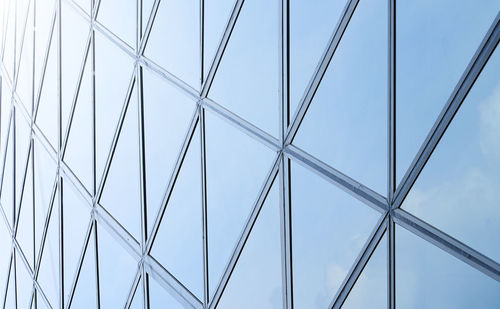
[0,0,499,307]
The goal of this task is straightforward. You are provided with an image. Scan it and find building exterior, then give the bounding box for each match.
[0,0,499,308]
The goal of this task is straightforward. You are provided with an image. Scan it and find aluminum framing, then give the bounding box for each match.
[0,0,498,309]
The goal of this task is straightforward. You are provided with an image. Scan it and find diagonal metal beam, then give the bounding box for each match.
[393,12,500,209]
[284,144,388,214]
[392,208,500,282]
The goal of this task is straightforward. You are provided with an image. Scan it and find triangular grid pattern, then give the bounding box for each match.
[0,0,498,308]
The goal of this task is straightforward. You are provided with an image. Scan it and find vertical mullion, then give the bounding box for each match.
[200,0,204,87]
[57,0,65,307]
[387,0,396,309]
[279,0,293,308]
[90,0,100,307]
[136,0,151,307]
[200,106,209,308]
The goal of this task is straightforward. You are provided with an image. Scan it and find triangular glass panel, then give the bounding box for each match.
[148,275,185,309]
[290,161,381,309]
[94,31,135,181]
[37,290,52,309]
[293,0,387,195]
[37,188,60,308]
[208,0,279,136]
[396,226,500,308]
[203,0,235,79]
[150,125,203,299]
[342,233,387,309]
[1,127,14,228]
[63,55,93,192]
[144,0,200,88]
[15,0,31,65]
[62,179,91,302]
[4,263,16,309]
[97,0,136,47]
[61,0,90,134]
[2,1,15,79]
[217,181,283,309]
[15,109,31,199]
[141,0,155,35]
[289,0,348,115]
[16,250,34,309]
[35,30,59,149]
[0,221,12,297]
[99,87,141,241]
[34,0,56,92]
[69,228,98,309]
[97,224,138,308]
[205,111,276,297]
[15,0,34,114]
[143,68,196,236]
[1,78,12,153]
[33,138,57,257]
[73,0,91,14]
[129,278,144,309]
[396,0,500,182]
[402,46,500,261]
[16,154,35,268]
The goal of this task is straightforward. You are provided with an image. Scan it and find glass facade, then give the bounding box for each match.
[0,0,499,308]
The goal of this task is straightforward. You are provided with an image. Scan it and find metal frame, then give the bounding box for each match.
[0,0,498,308]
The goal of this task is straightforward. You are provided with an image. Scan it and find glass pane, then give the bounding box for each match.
[289,0,348,115]
[342,234,387,309]
[143,68,197,235]
[396,0,500,182]
[97,0,135,47]
[217,181,283,309]
[1,128,14,228]
[16,154,35,268]
[70,229,98,309]
[94,31,135,180]
[61,0,90,135]
[34,0,55,91]
[144,0,200,88]
[208,0,280,137]
[1,77,12,153]
[148,274,184,309]
[35,31,58,149]
[74,0,91,13]
[396,226,500,308]
[37,191,60,308]
[291,161,380,309]
[100,88,142,241]
[142,0,155,34]
[97,224,138,308]
[63,56,93,192]
[3,1,15,79]
[205,111,276,297]
[0,215,11,298]
[203,0,235,78]
[15,110,31,198]
[34,138,57,256]
[292,0,387,195]
[16,0,34,114]
[5,265,16,308]
[150,125,203,299]
[129,280,144,309]
[63,179,91,302]
[402,47,500,261]
[16,250,34,309]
